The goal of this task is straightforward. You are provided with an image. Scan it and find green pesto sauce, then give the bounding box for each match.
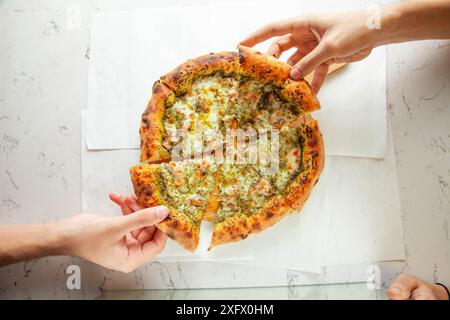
[159,74,306,222]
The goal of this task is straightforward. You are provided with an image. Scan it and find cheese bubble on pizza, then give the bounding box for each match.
[130,45,324,252]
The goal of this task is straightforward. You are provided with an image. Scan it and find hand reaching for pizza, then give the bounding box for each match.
[109,192,167,253]
[0,193,168,271]
[57,194,168,273]
[240,0,450,93]
[240,11,374,93]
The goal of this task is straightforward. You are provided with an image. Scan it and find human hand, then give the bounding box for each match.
[55,193,168,273]
[240,11,377,93]
[109,193,161,246]
[388,274,450,300]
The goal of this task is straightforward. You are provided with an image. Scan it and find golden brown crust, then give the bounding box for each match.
[161,52,240,96]
[210,118,324,248]
[140,81,175,163]
[129,164,200,252]
[238,45,320,112]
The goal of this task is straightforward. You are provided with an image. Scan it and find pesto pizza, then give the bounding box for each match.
[130,45,324,252]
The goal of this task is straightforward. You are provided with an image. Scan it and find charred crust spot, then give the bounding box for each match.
[308,135,317,148]
[239,233,248,239]
[142,118,150,129]
[252,222,261,230]
[165,231,174,239]
[148,103,158,113]
[265,211,274,218]
[152,83,162,93]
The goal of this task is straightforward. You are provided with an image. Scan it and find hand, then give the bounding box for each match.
[388,274,450,300]
[56,193,168,273]
[109,193,161,247]
[240,11,376,93]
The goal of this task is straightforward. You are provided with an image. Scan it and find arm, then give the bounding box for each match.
[375,0,450,46]
[0,223,62,266]
[240,0,450,93]
[0,195,168,273]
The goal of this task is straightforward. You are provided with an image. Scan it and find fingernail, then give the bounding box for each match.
[290,68,302,79]
[155,206,169,219]
[388,287,403,298]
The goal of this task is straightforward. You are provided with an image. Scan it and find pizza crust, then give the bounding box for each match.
[140,81,175,163]
[161,52,240,96]
[210,119,324,248]
[130,164,200,252]
[237,45,320,112]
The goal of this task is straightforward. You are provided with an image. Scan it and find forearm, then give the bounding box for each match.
[374,0,450,46]
[0,223,66,266]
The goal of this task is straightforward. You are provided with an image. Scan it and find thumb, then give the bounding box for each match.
[117,206,169,233]
[290,41,334,80]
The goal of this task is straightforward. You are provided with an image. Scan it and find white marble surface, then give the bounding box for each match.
[0,0,449,299]
[97,283,388,300]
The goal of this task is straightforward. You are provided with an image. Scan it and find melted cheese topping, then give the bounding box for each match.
[161,74,305,219]
[158,157,218,221]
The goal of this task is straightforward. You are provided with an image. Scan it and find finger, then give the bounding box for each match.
[387,274,420,300]
[240,18,298,47]
[109,193,133,215]
[310,63,329,94]
[290,41,334,80]
[122,195,145,238]
[125,233,140,248]
[411,287,436,300]
[125,195,143,212]
[117,206,169,234]
[141,229,168,258]
[121,196,145,238]
[109,192,126,207]
[287,49,305,66]
[110,193,143,238]
[137,226,156,244]
[267,35,294,58]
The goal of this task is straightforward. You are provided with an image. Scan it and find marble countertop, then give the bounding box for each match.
[0,0,449,299]
[97,283,387,300]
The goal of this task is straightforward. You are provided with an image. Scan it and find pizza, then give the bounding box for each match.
[130,45,324,252]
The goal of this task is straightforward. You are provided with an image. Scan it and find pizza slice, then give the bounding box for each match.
[130,157,218,251]
[210,118,323,248]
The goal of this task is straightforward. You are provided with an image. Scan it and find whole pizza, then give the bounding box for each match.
[130,45,324,252]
